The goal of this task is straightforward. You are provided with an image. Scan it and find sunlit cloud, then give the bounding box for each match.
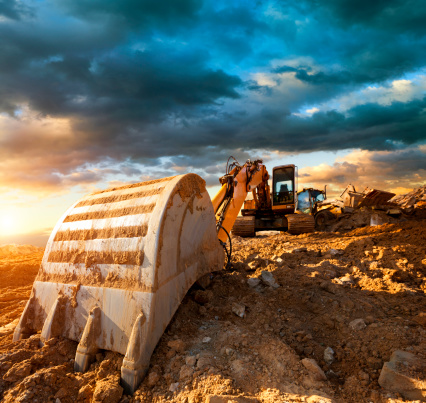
[299,146,426,196]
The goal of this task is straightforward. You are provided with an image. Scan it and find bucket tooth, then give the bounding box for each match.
[40,295,67,346]
[13,296,36,341]
[121,311,148,394]
[74,306,102,373]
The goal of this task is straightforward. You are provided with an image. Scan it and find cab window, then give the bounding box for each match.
[273,167,294,205]
[311,190,325,203]
[297,190,311,214]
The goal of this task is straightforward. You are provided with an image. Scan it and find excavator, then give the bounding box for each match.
[230,162,316,237]
[13,157,313,394]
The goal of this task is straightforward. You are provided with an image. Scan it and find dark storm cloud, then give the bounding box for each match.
[56,0,202,31]
[0,0,425,192]
[299,0,426,35]
[0,0,33,20]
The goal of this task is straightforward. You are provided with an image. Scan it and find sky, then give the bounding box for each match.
[0,0,425,246]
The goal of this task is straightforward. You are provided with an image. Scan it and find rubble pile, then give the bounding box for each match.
[0,218,425,402]
[391,185,426,209]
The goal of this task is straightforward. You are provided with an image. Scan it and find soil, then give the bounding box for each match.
[0,220,425,403]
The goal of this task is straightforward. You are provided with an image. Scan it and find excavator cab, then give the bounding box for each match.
[272,165,296,207]
[297,188,326,214]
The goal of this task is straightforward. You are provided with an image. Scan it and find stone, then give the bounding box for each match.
[179,365,194,380]
[3,360,32,382]
[206,395,259,402]
[202,336,212,343]
[413,312,426,327]
[193,290,211,305]
[301,358,327,381]
[166,349,176,359]
[378,350,426,401]
[247,278,261,288]
[169,382,179,392]
[78,384,94,401]
[260,271,279,288]
[55,388,68,399]
[147,371,160,387]
[232,302,246,318]
[292,247,308,253]
[196,356,212,369]
[185,355,197,366]
[349,318,366,331]
[92,376,123,403]
[324,347,335,365]
[167,339,185,352]
[329,248,344,256]
[334,275,354,286]
[271,255,284,264]
[306,396,333,403]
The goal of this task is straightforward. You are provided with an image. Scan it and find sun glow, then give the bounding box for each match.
[0,213,16,236]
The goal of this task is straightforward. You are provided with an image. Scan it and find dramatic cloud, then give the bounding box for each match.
[299,146,426,195]
[0,0,425,198]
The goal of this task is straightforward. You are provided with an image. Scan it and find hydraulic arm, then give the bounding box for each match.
[212,158,269,243]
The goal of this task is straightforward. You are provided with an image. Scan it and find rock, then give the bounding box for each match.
[413,312,426,327]
[378,350,426,401]
[193,290,212,305]
[167,339,185,352]
[44,337,58,346]
[232,302,246,318]
[329,249,344,256]
[202,336,212,343]
[92,376,123,403]
[55,388,68,399]
[206,395,259,402]
[185,355,197,366]
[78,384,94,401]
[301,358,327,381]
[271,255,285,264]
[260,271,279,288]
[334,275,354,286]
[306,396,333,403]
[97,359,111,379]
[169,382,179,392]
[349,318,366,331]
[147,371,160,387]
[292,247,308,253]
[324,347,335,365]
[166,349,176,359]
[179,365,194,380]
[247,277,261,288]
[3,360,32,382]
[197,356,212,369]
[358,370,369,386]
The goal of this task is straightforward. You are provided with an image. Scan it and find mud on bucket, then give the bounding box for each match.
[13,173,224,394]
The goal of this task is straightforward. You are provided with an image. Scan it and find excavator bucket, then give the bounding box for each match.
[13,174,224,394]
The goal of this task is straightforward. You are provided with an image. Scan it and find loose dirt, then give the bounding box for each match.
[0,220,425,402]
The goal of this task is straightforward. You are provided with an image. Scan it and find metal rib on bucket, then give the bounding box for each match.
[13,173,224,393]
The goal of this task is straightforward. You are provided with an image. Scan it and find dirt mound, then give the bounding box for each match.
[0,222,425,402]
[0,244,43,258]
[0,248,44,333]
